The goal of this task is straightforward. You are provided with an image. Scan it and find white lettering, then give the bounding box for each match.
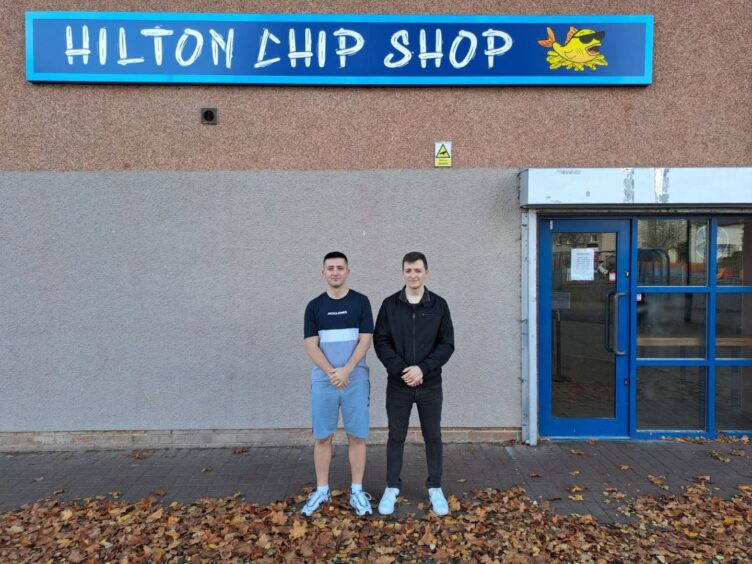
[288,28,313,68]
[317,30,326,68]
[384,30,411,68]
[65,25,90,65]
[255,28,281,68]
[482,29,513,68]
[140,27,174,66]
[175,28,203,67]
[419,29,443,69]
[118,27,144,66]
[209,29,234,69]
[98,28,107,65]
[449,30,477,69]
[333,28,364,68]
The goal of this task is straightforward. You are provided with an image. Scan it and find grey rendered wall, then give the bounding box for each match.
[0,169,520,432]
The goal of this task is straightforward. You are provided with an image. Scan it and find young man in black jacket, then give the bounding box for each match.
[373,251,455,516]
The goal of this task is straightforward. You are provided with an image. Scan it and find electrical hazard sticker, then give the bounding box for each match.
[434,142,452,167]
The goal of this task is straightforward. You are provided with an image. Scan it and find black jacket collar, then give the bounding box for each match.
[398,286,432,306]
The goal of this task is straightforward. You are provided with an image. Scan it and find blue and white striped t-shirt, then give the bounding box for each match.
[304,290,374,383]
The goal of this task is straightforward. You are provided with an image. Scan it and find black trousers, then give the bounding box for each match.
[386,382,443,489]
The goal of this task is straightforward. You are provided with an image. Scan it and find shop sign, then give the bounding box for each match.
[26,12,653,85]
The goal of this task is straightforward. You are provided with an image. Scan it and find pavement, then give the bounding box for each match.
[1,440,751,523]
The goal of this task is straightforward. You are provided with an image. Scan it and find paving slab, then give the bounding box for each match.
[1,441,750,523]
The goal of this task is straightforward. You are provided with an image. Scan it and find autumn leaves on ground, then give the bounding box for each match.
[1,480,751,562]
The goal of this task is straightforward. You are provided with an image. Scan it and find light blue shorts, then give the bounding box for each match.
[311,379,370,440]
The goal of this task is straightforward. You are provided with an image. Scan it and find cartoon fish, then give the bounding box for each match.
[538,26,608,71]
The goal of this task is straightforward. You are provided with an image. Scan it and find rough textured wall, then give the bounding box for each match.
[1,1,750,171]
[0,169,521,431]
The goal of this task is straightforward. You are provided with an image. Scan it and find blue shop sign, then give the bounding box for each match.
[26,12,653,85]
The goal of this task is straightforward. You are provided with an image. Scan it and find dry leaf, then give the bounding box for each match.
[151,488,167,497]
[619,464,630,470]
[708,450,731,462]
[289,520,308,539]
[570,448,585,456]
[448,495,461,512]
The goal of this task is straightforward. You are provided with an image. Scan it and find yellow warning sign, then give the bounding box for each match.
[434,141,452,167]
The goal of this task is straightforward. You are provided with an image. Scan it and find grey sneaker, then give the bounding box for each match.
[301,489,330,516]
[378,487,400,515]
[349,490,373,516]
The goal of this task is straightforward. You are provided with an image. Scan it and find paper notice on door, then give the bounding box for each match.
[570,248,595,281]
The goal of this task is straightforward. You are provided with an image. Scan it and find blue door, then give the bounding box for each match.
[539,219,631,437]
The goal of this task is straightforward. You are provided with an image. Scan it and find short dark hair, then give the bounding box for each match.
[323,251,348,265]
[402,251,427,270]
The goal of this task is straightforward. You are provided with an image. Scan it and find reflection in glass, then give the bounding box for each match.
[717,218,752,286]
[638,219,707,285]
[716,366,752,431]
[637,293,706,358]
[716,293,752,358]
[551,232,616,418]
[637,367,706,430]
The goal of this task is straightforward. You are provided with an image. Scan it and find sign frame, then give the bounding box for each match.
[26,12,654,85]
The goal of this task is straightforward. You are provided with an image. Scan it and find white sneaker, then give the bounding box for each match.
[428,487,449,516]
[378,487,400,515]
[349,490,373,516]
[301,489,330,516]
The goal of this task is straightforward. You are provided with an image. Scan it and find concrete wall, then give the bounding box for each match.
[0,169,521,434]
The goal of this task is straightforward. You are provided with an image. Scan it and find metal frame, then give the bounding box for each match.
[534,213,752,440]
[538,217,631,438]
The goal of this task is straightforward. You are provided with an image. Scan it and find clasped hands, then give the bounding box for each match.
[402,365,423,387]
[327,366,352,389]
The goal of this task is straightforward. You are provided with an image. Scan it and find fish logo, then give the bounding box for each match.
[538,26,608,71]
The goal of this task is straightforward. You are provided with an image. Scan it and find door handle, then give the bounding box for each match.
[604,290,615,353]
[612,292,627,356]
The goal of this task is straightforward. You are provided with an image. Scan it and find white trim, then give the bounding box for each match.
[520,167,752,207]
[520,208,539,445]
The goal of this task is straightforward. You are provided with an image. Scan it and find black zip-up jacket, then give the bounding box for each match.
[373,287,454,388]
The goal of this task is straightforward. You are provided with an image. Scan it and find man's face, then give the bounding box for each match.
[322,258,350,289]
[403,260,428,291]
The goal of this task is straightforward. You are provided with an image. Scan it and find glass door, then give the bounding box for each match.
[539,219,630,437]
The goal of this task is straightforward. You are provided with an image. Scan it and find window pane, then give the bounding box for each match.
[717,218,752,286]
[638,219,707,285]
[551,232,616,419]
[716,293,752,358]
[716,366,752,431]
[637,293,706,358]
[637,366,706,431]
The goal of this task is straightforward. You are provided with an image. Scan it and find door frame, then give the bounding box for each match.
[538,217,632,438]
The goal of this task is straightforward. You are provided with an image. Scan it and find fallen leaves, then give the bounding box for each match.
[288,520,307,539]
[648,475,670,491]
[708,450,732,462]
[2,485,751,561]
